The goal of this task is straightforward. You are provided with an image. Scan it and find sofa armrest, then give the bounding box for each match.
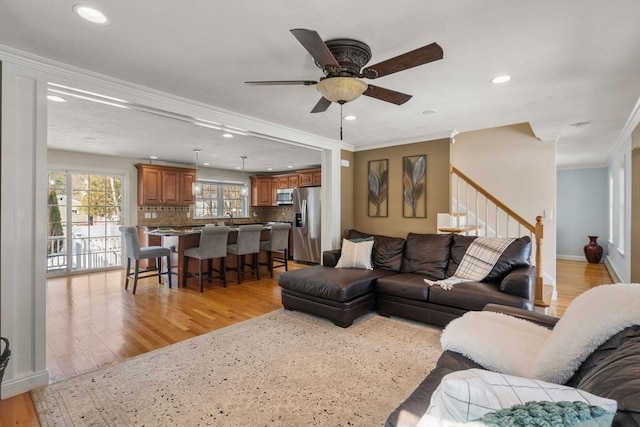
[483,303,559,329]
[499,265,535,301]
[322,249,342,267]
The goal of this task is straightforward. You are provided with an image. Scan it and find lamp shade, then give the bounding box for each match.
[316,77,368,103]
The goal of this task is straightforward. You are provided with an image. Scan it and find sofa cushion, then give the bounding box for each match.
[278,265,394,303]
[376,273,430,301]
[427,281,528,311]
[400,233,452,279]
[576,330,640,422]
[335,238,374,270]
[347,229,405,271]
[446,234,532,282]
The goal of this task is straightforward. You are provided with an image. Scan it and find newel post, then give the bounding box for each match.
[534,215,548,307]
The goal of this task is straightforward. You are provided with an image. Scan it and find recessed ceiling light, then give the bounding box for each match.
[203,162,210,166]
[149,156,158,160]
[73,5,109,25]
[343,115,356,121]
[222,133,234,138]
[491,75,512,84]
[235,166,241,170]
[47,95,67,103]
[267,168,273,171]
[287,165,293,169]
[422,109,437,115]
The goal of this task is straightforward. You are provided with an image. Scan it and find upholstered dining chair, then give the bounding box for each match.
[183,225,230,292]
[259,223,291,277]
[226,224,263,284]
[119,225,172,294]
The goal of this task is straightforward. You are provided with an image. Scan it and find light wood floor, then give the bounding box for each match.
[0,259,612,426]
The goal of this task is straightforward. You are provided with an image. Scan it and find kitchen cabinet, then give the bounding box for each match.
[180,170,197,204]
[136,164,197,205]
[298,168,321,187]
[275,174,299,189]
[250,176,274,206]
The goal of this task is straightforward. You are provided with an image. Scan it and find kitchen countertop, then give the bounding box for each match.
[147,224,275,237]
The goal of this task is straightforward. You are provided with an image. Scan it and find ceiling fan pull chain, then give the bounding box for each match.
[340,103,343,141]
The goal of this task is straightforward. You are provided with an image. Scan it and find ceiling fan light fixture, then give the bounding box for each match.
[316,77,368,103]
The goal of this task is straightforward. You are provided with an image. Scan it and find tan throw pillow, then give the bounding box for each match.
[335,238,374,270]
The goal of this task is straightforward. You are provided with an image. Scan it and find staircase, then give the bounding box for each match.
[438,165,547,307]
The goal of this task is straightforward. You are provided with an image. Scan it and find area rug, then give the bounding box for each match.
[31,309,442,426]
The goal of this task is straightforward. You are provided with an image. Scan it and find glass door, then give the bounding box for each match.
[47,170,124,275]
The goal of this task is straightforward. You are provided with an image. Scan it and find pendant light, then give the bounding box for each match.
[240,156,248,196]
[193,149,202,195]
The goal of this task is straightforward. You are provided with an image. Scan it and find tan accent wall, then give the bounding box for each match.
[340,149,354,238]
[631,123,640,282]
[352,139,450,237]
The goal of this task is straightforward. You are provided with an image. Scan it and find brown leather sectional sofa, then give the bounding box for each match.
[386,304,640,427]
[278,229,535,327]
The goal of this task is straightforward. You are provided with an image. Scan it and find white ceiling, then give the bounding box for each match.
[1,0,639,171]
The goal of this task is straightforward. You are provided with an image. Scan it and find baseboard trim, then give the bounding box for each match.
[0,370,49,399]
[604,257,623,282]
[556,254,591,262]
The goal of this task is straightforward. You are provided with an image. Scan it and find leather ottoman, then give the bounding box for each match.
[278,265,395,327]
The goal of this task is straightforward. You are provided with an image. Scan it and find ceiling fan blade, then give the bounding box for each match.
[245,80,317,86]
[290,29,340,71]
[310,97,332,113]
[363,85,412,105]
[362,42,443,79]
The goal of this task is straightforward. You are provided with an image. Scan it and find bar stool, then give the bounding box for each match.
[183,225,230,292]
[119,225,172,294]
[226,224,263,284]
[259,223,291,277]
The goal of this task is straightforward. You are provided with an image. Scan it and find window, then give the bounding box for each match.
[618,159,625,254]
[194,182,247,218]
[608,172,613,243]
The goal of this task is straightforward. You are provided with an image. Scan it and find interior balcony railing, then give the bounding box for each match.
[439,165,546,307]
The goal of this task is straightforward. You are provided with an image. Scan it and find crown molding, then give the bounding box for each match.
[0,44,351,153]
[606,97,640,162]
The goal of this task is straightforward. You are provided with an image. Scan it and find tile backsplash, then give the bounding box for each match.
[137,205,294,226]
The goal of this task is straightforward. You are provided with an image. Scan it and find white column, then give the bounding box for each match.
[320,147,341,259]
[1,61,49,398]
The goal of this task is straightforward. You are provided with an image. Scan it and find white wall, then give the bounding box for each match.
[557,168,608,260]
[451,123,557,288]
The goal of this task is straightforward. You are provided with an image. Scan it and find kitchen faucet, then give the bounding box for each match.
[227,212,234,225]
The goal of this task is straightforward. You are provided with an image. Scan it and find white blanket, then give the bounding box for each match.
[441,283,640,383]
[425,237,514,290]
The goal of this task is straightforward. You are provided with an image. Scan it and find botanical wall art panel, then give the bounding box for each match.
[368,159,388,217]
[403,155,427,218]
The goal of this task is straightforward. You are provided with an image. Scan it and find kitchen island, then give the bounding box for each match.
[147,225,274,288]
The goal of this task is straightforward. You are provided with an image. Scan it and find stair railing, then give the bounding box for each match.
[448,165,547,307]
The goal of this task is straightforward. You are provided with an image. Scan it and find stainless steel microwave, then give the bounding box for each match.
[276,188,294,205]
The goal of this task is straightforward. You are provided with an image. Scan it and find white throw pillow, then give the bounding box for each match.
[440,311,551,377]
[531,283,640,383]
[335,238,374,270]
[418,369,617,427]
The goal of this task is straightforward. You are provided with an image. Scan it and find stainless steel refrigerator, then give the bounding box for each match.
[292,187,321,264]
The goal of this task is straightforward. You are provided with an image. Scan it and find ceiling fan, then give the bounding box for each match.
[246,29,444,113]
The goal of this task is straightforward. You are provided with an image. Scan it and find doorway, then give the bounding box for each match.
[47,170,124,275]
